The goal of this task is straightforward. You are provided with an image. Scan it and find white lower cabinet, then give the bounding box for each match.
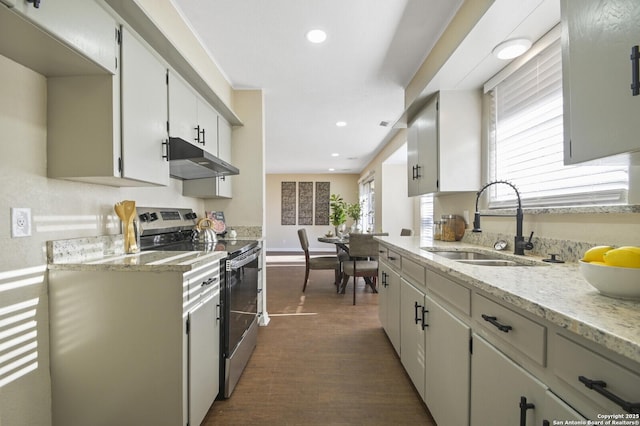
[188,289,220,426]
[471,334,547,426]
[470,334,585,426]
[424,294,471,426]
[400,278,426,399]
[378,259,401,354]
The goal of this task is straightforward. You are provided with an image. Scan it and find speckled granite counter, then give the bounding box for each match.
[47,235,226,272]
[376,235,640,365]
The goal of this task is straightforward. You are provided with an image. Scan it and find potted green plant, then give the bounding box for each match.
[329,194,346,236]
[347,201,362,233]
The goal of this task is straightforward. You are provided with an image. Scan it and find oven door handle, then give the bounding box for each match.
[227,250,260,270]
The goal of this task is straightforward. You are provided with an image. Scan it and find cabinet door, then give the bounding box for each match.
[216,116,232,197]
[471,334,546,426]
[424,295,471,426]
[542,391,585,424]
[400,278,426,399]
[168,71,198,143]
[562,0,640,163]
[121,28,169,186]
[378,262,401,355]
[407,98,438,196]
[189,292,219,426]
[407,122,421,196]
[196,97,219,156]
[15,0,117,73]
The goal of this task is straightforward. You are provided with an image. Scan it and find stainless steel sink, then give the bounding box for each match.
[426,250,541,266]
[430,251,501,260]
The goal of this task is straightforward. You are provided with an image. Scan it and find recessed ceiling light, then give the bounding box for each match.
[306,29,327,44]
[492,38,532,60]
[328,168,335,172]
[335,121,347,127]
[331,153,339,157]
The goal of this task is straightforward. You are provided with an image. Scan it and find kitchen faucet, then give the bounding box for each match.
[472,180,533,255]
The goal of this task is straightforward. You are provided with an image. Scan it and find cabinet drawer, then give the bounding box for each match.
[553,333,640,416]
[402,257,425,288]
[472,293,546,366]
[427,270,470,316]
[385,249,402,270]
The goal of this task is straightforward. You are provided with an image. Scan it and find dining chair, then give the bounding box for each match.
[297,228,341,292]
[340,233,379,305]
[401,228,412,236]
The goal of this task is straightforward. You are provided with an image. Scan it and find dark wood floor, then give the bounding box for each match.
[202,259,435,425]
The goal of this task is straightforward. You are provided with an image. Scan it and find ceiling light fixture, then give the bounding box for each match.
[492,38,532,60]
[331,153,339,157]
[306,29,327,44]
[335,121,347,127]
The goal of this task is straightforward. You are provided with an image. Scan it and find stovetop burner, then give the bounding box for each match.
[136,206,258,257]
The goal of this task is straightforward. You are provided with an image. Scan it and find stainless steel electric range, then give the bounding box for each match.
[137,206,261,399]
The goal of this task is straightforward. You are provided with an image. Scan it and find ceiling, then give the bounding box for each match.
[170,0,559,175]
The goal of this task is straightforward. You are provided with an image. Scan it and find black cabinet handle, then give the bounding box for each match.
[194,125,204,144]
[27,0,41,8]
[414,301,422,324]
[579,375,640,414]
[201,277,217,287]
[200,127,206,145]
[421,306,429,330]
[381,272,388,288]
[631,45,639,96]
[162,140,170,161]
[481,314,513,333]
[519,396,535,426]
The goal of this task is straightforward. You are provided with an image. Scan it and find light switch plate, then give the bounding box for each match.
[11,208,32,238]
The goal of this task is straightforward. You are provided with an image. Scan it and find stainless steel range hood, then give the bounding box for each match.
[168,137,239,180]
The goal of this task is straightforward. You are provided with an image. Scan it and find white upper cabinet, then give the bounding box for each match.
[168,71,219,157]
[13,0,117,73]
[407,91,481,196]
[47,25,169,187]
[562,0,640,164]
[180,88,235,198]
[120,27,169,186]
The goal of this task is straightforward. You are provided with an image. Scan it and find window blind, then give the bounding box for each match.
[420,194,434,239]
[488,38,628,208]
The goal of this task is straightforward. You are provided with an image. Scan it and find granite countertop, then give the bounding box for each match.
[48,250,227,273]
[376,235,640,365]
[46,235,227,273]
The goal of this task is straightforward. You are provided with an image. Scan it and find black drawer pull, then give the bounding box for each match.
[481,314,513,333]
[579,375,640,414]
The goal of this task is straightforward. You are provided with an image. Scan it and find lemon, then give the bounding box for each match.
[590,261,607,266]
[616,246,640,254]
[602,247,640,268]
[582,246,614,263]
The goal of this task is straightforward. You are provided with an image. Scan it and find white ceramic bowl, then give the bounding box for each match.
[579,260,640,299]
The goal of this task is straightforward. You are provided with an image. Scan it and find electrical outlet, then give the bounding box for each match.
[11,208,32,238]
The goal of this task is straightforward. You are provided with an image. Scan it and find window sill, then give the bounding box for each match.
[481,205,640,216]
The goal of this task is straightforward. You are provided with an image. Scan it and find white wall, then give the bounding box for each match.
[265,174,359,252]
[381,162,413,236]
[204,90,265,230]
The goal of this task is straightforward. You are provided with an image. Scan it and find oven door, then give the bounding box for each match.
[222,247,260,397]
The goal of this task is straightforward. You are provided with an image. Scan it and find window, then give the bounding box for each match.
[420,194,434,239]
[360,178,375,232]
[485,33,628,208]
